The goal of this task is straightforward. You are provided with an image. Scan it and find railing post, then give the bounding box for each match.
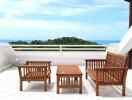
[60,45,62,53]
[59,45,63,56]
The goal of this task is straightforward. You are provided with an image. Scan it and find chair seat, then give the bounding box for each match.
[88,70,96,81]
[88,70,119,83]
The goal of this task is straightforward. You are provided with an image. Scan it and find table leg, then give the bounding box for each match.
[57,75,59,94]
[79,75,82,94]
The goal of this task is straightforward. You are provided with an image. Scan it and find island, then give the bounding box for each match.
[10,37,106,51]
[9,37,98,45]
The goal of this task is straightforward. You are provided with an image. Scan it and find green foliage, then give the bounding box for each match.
[31,40,45,44]
[9,37,98,45]
[10,40,29,44]
[44,37,98,45]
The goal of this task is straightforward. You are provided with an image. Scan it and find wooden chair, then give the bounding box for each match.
[18,61,51,91]
[85,52,128,96]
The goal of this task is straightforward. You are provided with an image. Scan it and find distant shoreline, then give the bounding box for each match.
[0,39,120,45]
[94,40,120,45]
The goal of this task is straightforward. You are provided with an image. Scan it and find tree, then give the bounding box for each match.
[9,37,98,45]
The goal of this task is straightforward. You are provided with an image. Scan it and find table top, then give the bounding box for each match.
[56,65,82,75]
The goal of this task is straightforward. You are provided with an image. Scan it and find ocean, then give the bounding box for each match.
[91,40,120,45]
[0,39,120,45]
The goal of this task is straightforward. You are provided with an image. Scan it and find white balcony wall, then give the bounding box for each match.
[16,51,106,65]
[117,26,132,55]
[107,26,132,56]
[0,43,16,71]
[106,43,119,53]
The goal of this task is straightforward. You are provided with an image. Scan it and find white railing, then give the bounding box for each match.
[11,45,108,51]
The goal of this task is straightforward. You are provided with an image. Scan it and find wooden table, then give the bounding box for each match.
[56,65,83,94]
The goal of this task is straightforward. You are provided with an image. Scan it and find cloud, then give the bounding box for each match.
[0,0,128,40]
[0,17,128,40]
[0,0,127,18]
[0,18,113,33]
[115,21,129,28]
[0,18,113,36]
[92,0,126,5]
[0,18,109,31]
[0,19,79,30]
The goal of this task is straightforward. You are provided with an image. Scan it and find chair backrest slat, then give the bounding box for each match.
[18,65,48,80]
[105,52,128,68]
[26,61,51,71]
[104,52,128,83]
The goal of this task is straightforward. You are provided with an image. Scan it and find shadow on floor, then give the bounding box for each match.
[60,84,88,94]
[23,81,88,94]
[23,82,55,92]
[88,79,132,97]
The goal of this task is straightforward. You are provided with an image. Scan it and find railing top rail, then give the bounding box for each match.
[11,44,108,47]
[14,48,106,50]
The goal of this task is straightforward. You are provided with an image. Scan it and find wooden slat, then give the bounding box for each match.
[85,52,128,96]
[18,61,51,91]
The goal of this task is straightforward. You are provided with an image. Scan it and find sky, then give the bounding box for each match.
[0,0,130,41]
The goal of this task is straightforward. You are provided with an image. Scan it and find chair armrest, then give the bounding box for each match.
[85,59,105,70]
[95,67,128,70]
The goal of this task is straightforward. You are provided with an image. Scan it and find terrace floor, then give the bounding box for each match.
[0,66,132,100]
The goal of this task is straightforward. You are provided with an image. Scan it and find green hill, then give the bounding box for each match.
[10,37,98,45]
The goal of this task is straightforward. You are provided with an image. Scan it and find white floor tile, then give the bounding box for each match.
[0,66,132,100]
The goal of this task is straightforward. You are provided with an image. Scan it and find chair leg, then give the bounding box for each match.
[28,81,30,83]
[96,85,99,96]
[122,85,125,96]
[44,79,47,91]
[49,76,51,84]
[20,80,23,91]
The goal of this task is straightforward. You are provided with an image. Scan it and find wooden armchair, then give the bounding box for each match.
[18,61,51,91]
[85,52,128,96]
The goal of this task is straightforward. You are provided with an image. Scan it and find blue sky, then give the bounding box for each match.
[0,0,129,40]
